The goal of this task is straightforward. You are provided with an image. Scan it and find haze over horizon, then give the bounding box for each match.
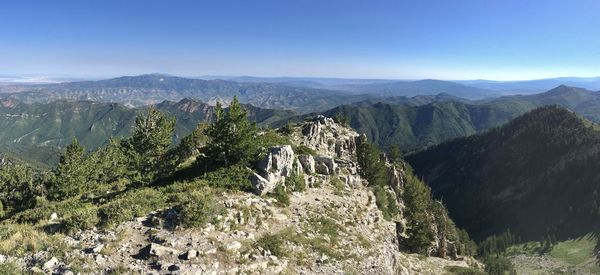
[2,0,600,81]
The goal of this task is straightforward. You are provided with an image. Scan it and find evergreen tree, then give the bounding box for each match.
[403,174,435,254]
[389,144,401,163]
[48,139,88,200]
[90,138,129,184]
[175,122,209,161]
[198,97,259,171]
[357,142,387,187]
[0,163,40,214]
[123,107,176,180]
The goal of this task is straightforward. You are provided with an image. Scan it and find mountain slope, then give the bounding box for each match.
[3,74,368,112]
[307,100,520,153]
[304,86,600,153]
[0,98,295,165]
[406,106,600,240]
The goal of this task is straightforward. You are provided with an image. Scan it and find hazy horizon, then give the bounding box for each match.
[2,73,600,85]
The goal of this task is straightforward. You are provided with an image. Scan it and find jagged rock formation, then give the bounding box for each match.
[1,115,478,274]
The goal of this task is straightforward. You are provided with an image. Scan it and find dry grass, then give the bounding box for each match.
[0,222,68,257]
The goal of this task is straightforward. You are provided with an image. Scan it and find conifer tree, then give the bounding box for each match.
[199,97,258,171]
[403,174,435,254]
[123,107,176,180]
[389,144,401,163]
[176,122,209,161]
[48,138,88,200]
[0,163,39,213]
[356,142,388,187]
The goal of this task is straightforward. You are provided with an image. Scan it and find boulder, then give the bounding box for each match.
[251,145,296,195]
[298,154,315,174]
[139,243,179,259]
[183,250,198,260]
[249,172,274,196]
[314,156,338,175]
[43,257,58,271]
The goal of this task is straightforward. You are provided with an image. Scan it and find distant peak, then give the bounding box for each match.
[546,85,588,94]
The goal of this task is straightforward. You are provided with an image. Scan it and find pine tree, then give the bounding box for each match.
[175,122,209,161]
[389,144,401,163]
[199,97,259,171]
[90,138,129,184]
[48,139,88,200]
[123,107,176,180]
[403,174,435,254]
[0,163,39,213]
[357,142,387,187]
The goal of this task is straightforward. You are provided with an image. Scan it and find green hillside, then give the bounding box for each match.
[0,98,295,166]
[307,86,600,154]
[406,106,600,241]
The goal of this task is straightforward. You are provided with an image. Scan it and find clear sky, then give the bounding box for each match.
[1,0,600,80]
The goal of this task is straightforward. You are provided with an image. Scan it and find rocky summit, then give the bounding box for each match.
[0,115,479,274]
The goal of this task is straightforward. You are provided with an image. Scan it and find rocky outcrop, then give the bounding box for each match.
[298,154,315,174]
[250,145,296,195]
[299,115,362,160]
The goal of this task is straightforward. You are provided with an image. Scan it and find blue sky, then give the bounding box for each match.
[1,0,600,80]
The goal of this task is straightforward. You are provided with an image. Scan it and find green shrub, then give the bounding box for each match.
[0,261,22,275]
[258,130,292,148]
[99,188,167,228]
[331,177,345,196]
[286,173,306,192]
[257,233,289,257]
[484,255,517,275]
[373,185,399,221]
[277,123,295,136]
[162,179,209,195]
[201,165,252,191]
[173,189,222,228]
[292,145,316,156]
[444,266,487,275]
[13,198,82,224]
[309,216,341,242]
[270,183,290,207]
[62,204,100,233]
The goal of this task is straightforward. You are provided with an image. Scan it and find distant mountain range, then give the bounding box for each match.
[406,106,600,241]
[458,77,600,94]
[202,75,600,97]
[0,74,368,113]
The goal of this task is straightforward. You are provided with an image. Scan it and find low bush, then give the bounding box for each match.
[484,255,517,275]
[330,177,345,196]
[62,204,100,233]
[373,185,399,220]
[256,233,289,257]
[444,266,487,275]
[286,173,306,192]
[201,165,252,191]
[270,183,290,207]
[173,189,222,228]
[13,198,83,224]
[292,145,316,156]
[0,261,22,275]
[98,188,167,228]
